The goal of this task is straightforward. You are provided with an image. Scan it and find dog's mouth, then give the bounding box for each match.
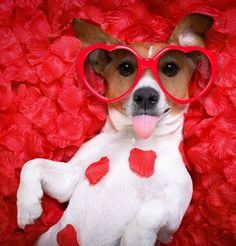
[131,108,170,139]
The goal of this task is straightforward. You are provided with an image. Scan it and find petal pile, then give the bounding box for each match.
[0,0,235,245]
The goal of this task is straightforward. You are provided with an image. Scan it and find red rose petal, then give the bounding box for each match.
[1,63,38,84]
[26,39,50,66]
[40,80,62,99]
[41,195,65,227]
[78,4,104,24]
[224,161,236,186]
[0,84,12,111]
[187,142,214,173]
[36,55,69,83]
[19,94,58,133]
[0,0,14,21]
[0,27,24,66]
[57,224,79,246]
[47,112,84,148]
[199,88,232,117]
[13,8,51,44]
[129,148,157,177]
[85,157,109,185]
[15,0,43,9]
[50,36,81,62]
[58,85,84,114]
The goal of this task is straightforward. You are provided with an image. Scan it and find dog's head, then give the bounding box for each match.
[74,14,213,139]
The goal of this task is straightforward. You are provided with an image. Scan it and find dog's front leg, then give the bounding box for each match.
[17,159,81,229]
[120,199,166,246]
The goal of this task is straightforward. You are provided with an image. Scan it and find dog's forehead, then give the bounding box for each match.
[130,43,168,58]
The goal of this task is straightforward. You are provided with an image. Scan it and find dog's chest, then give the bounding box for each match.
[63,133,189,245]
[73,132,184,206]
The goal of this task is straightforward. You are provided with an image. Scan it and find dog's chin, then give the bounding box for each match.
[131,108,171,140]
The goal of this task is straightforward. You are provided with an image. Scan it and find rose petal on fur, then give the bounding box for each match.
[85,157,109,185]
[57,224,79,246]
[129,148,157,177]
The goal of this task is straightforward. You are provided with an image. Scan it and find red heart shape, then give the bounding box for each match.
[129,148,157,177]
[57,224,79,246]
[85,157,109,185]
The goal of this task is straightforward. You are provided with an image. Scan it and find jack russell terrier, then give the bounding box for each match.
[17,13,216,246]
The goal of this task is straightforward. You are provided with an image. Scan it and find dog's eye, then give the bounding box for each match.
[162,62,180,77]
[118,62,135,77]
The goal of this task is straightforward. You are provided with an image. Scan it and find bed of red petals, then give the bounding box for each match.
[0,0,235,245]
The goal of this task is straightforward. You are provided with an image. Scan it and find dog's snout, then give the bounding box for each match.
[133,87,159,109]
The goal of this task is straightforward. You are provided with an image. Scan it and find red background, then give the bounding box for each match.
[0,0,236,245]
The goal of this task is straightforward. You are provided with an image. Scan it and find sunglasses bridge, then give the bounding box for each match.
[137,58,157,76]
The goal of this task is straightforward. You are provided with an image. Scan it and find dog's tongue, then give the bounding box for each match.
[132,115,159,139]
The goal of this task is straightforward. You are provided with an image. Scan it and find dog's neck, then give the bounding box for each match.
[102,107,187,141]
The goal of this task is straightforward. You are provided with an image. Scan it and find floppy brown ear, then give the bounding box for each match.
[73,18,121,47]
[169,13,214,47]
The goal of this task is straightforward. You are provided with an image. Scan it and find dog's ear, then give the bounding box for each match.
[73,18,121,74]
[73,18,121,47]
[169,13,214,47]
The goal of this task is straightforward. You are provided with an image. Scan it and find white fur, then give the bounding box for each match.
[148,45,154,58]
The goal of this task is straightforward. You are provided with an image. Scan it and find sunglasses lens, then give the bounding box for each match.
[158,50,212,102]
[84,49,138,101]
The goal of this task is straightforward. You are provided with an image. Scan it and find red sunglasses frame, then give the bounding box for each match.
[77,44,217,104]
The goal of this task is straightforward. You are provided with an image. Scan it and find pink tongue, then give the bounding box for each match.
[132,115,159,139]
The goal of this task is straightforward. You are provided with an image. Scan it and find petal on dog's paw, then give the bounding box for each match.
[85,157,109,185]
[129,148,157,177]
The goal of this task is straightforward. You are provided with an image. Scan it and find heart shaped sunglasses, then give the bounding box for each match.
[77,44,217,104]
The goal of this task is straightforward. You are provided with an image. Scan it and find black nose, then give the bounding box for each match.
[133,87,159,110]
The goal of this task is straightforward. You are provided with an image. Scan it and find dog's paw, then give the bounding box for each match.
[17,182,43,229]
[17,200,43,229]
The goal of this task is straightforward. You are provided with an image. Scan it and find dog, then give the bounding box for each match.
[17,13,214,246]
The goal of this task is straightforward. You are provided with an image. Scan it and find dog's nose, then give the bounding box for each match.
[133,87,159,109]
